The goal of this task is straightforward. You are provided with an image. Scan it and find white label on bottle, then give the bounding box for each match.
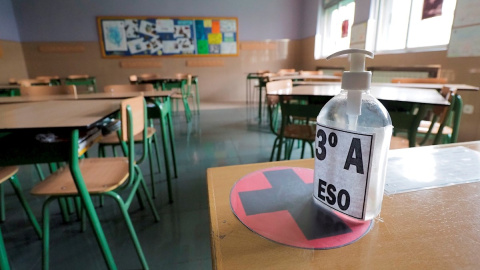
[313,123,375,219]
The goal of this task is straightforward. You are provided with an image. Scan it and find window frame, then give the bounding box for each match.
[374,0,457,55]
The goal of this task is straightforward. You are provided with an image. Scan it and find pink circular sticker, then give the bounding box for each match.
[230,167,373,249]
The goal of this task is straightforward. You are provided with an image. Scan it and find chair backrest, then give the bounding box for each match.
[129,75,138,84]
[119,96,148,179]
[103,84,155,93]
[20,85,77,96]
[391,77,448,84]
[121,96,146,143]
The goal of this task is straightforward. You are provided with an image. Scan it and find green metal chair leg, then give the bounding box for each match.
[160,113,173,203]
[147,137,156,198]
[42,197,55,270]
[35,164,45,180]
[9,175,42,239]
[149,120,162,176]
[0,228,10,270]
[135,167,160,222]
[106,192,149,270]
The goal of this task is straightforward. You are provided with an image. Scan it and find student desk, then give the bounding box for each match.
[207,141,480,269]
[267,84,450,160]
[0,100,122,269]
[284,84,451,105]
[293,80,479,92]
[248,73,341,122]
[0,90,177,200]
[0,90,174,103]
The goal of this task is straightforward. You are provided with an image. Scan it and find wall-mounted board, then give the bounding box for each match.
[97,16,238,58]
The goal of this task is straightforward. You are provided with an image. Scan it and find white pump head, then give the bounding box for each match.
[327,49,374,116]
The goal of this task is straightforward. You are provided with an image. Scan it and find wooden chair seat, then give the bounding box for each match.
[31,158,129,196]
[417,120,453,135]
[283,124,316,142]
[99,127,156,144]
[0,166,19,184]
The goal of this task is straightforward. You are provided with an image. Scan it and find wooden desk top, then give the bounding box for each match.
[0,100,121,131]
[268,74,341,81]
[293,81,479,91]
[0,84,20,90]
[271,85,450,106]
[207,141,480,269]
[0,90,174,104]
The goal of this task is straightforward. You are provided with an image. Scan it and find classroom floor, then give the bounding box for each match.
[2,102,305,270]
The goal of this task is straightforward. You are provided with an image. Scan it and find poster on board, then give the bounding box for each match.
[97,16,239,57]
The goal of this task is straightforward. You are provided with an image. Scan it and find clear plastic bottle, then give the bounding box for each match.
[313,49,392,221]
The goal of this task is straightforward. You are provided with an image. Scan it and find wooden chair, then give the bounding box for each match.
[391,77,448,84]
[418,88,462,145]
[20,85,77,96]
[174,73,200,114]
[99,84,166,198]
[31,96,159,270]
[389,87,461,149]
[65,74,97,93]
[266,80,324,161]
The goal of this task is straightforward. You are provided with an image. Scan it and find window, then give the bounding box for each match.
[320,0,356,58]
[376,0,457,52]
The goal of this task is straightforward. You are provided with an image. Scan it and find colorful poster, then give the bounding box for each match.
[102,20,127,51]
[156,19,174,33]
[208,33,223,44]
[197,40,209,54]
[212,21,220,33]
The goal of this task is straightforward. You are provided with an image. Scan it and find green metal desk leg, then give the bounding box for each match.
[193,78,200,114]
[154,99,174,203]
[69,130,117,269]
[0,228,10,270]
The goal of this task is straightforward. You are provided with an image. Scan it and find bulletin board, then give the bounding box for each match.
[97,16,239,58]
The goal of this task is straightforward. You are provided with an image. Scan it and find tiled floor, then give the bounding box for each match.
[2,103,301,270]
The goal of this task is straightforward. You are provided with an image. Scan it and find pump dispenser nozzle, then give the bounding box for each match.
[327,49,374,117]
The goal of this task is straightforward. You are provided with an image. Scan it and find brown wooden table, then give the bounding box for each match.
[0,90,174,103]
[207,141,480,269]
[0,100,122,269]
[293,80,479,91]
[283,84,450,105]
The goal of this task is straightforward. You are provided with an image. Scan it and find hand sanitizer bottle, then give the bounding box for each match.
[313,49,393,221]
